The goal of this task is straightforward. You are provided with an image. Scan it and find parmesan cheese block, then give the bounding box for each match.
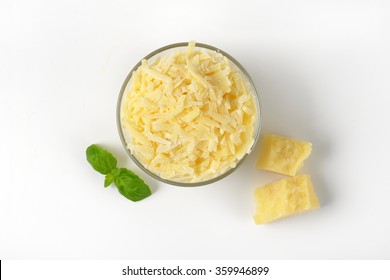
[121,41,257,183]
[253,175,320,224]
[256,134,312,176]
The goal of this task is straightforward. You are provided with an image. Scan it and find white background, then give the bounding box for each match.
[1,0,390,259]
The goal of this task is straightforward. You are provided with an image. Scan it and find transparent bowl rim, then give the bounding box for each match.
[116,42,262,187]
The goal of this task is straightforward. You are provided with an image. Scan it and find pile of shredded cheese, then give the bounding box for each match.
[122,41,256,183]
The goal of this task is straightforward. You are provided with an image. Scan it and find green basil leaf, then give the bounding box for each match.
[86,144,117,175]
[104,168,121,188]
[114,168,152,202]
[104,175,114,188]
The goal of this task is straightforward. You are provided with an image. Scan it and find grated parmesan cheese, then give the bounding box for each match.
[121,41,257,183]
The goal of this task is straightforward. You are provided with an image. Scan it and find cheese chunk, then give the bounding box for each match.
[122,41,256,183]
[253,175,320,224]
[256,134,312,176]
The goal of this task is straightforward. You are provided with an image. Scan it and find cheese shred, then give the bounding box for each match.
[122,41,256,182]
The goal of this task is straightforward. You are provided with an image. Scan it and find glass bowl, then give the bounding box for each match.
[117,42,262,187]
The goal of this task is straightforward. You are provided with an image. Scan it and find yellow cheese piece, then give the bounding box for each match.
[256,134,312,176]
[122,41,256,182]
[253,175,320,224]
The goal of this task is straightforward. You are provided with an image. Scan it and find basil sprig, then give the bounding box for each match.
[86,144,151,202]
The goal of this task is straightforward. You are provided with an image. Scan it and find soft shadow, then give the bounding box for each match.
[305,140,333,207]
